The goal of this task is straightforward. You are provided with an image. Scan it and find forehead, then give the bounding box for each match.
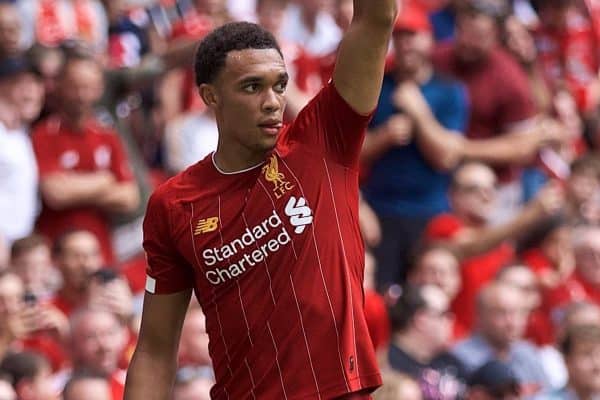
[219,48,286,82]
[455,164,496,183]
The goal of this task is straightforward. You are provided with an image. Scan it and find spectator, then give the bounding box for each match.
[282,0,342,55]
[177,307,212,371]
[62,372,111,400]
[564,155,600,225]
[10,235,57,300]
[388,284,468,399]
[452,282,550,397]
[407,244,464,340]
[0,272,68,369]
[172,367,213,400]
[557,302,600,342]
[433,3,561,218]
[542,324,600,400]
[360,4,468,287]
[0,57,44,246]
[425,161,563,333]
[544,226,600,316]
[372,371,423,400]
[0,351,58,400]
[466,360,521,400]
[32,52,140,264]
[531,0,600,115]
[69,308,128,399]
[0,1,23,58]
[50,230,103,317]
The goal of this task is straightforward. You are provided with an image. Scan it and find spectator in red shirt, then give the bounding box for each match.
[425,161,565,334]
[433,3,559,217]
[32,51,139,265]
[10,235,58,302]
[70,308,129,399]
[63,372,112,400]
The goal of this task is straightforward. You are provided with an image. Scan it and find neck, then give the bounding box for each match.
[393,331,437,364]
[59,111,88,131]
[395,64,433,85]
[480,333,511,358]
[301,8,318,32]
[59,285,85,305]
[213,143,268,173]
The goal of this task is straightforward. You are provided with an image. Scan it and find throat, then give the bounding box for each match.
[212,149,268,174]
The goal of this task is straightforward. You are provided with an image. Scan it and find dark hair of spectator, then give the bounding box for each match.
[530,0,573,13]
[194,21,283,86]
[52,228,93,257]
[10,234,49,260]
[406,241,458,276]
[570,153,600,177]
[56,42,100,77]
[388,284,427,333]
[256,0,287,10]
[0,352,48,387]
[515,213,568,253]
[560,324,600,356]
[63,371,109,400]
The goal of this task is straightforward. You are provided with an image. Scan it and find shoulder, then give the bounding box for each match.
[425,213,464,240]
[490,49,529,80]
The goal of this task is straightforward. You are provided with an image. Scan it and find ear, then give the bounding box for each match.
[199,84,218,108]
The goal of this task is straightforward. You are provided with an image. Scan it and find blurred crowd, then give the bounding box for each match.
[1,0,600,399]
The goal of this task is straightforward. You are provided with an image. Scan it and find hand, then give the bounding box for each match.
[536,117,569,148]
[392,82,431,118]
[382,114,414,146]
[36,306,69,340]
[88,278,133,320]
[2,306,45,340]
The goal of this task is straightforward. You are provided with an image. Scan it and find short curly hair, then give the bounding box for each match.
[194,21,283,87]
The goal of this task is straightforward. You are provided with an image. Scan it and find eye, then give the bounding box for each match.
[242,83,260,93]
[274,80,288,94]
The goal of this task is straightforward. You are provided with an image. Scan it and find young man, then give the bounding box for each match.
[125,1,398,399]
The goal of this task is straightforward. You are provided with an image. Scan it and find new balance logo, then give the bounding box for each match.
[194,217,219,235]
[285,196,313,234]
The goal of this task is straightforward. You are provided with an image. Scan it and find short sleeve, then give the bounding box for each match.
[282,81,373,169]
[424,213,463,240]
[107,134,135,182]
[143,191,195,294]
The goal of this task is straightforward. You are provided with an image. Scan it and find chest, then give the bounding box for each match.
[52,135,113,171]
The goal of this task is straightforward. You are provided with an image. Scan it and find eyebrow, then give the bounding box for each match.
[238,72,289,85]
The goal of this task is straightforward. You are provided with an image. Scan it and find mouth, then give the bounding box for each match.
[258,121,283,136]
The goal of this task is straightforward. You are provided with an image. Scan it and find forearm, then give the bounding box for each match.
[410,109,464,171]
[124,348,177,400]
[96,182,140,214]
[450,204,542,259]
[353,0,397,24]
[40,172,113,210]
[461,131,541,166]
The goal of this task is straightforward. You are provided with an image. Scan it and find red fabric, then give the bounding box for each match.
[143,83,381,398]
[425,213,515,333]
[31,117,135,264]
[534,8,600,112]
[20,333,69,372]
[121,254,148,294]
[49,293,76,318]
[524,308,555,346]
[109,371,126,400]
[522,248,553,277]
[364,290,390,351]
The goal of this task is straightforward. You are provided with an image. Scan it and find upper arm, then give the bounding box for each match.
[136,289,192,354]
[332,1,397,114]
[144,191,195,294]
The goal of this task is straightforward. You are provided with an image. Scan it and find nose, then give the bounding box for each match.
[261,88,281,114]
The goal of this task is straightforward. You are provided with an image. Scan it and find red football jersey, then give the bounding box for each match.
[143,83,382,399]
[32,117,135,264]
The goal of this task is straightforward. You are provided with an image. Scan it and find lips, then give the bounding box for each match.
[258,120,283,135]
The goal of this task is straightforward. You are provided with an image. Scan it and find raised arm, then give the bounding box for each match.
[124,289,192,400]
[333,0,398,114]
